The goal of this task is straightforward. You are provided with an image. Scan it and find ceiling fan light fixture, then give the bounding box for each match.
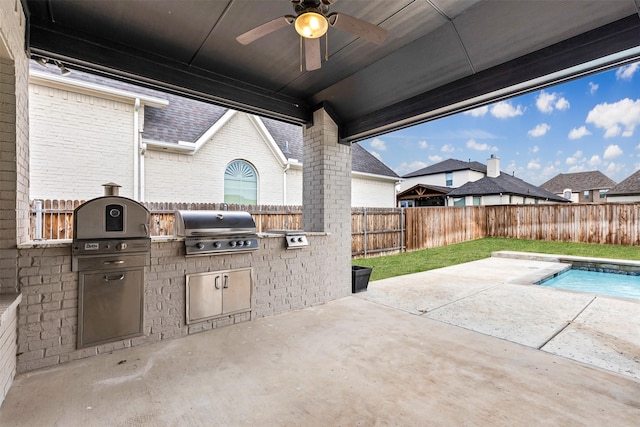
[294,11,328,39]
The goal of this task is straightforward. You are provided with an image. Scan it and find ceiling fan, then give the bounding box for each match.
[236,0,388,71]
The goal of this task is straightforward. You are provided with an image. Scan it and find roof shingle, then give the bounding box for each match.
[540,171,616,193]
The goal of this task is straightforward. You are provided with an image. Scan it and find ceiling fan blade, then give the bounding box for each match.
[328,13,388,45]
[304,37,321,71]
[236,16,294,45]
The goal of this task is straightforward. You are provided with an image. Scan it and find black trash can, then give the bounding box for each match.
[352,266,372,293]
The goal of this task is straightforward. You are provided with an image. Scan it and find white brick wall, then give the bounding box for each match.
[0,0,29,408]
[144,113,286,203]
[29,84,136,200]
[400,169,485,192]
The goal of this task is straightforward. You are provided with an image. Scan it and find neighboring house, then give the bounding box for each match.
[28,63,399,207]
[604,169,640,203]
[400,158,487,193]
[540,171,616,203]
[398,156,568,206]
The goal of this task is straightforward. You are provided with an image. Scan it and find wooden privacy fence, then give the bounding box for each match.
[29,200,640,256]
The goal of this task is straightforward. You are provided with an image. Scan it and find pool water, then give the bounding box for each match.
[539,269,640,300]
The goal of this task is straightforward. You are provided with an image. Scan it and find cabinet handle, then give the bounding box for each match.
[223,274,229,289]
[104,274,125,281]
[103,260,125,265]
[215,275,221,290]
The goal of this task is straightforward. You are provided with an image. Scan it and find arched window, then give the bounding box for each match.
[224,160,257,205]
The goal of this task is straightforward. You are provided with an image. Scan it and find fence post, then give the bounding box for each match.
[363,208,367,257]
[34,200,44,241]
[400,207,405,253]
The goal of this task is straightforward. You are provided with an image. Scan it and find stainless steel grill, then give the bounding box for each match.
[175,210,259,256]
[72,196,150,348]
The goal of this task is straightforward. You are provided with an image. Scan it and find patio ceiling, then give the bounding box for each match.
[25,0,640,143]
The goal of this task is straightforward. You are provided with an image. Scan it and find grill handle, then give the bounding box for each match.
[103,260,125,265]
[104,274,125,281]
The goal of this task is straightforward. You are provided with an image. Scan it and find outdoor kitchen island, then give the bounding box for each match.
[14,231,345,373]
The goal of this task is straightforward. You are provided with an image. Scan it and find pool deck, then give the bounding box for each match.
[0,253,639,426]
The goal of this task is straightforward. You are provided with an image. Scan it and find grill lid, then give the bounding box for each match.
[174,210,256,237]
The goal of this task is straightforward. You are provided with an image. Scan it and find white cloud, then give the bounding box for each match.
[589,82,599,94]
[603,144,623,160]
[441,144,455,153]
[588,155,601,166]
[428,155,443,163]
[527,159,541,170]
[490,101,524,119]
[370,137,387,151]
[566,150,584,166]
[530,145,539,153]
[616,62,639,81]
[605,162,625,175]
[464,105,489,117]
[568,126,591,140]
[466,139,498,151]
[418,140,430,149]
[555,97,570,111]
[536,90,569,113]
[369,151,383,161]
[586,98,640,138]
[394,161,427,176]
[528,123,550,137]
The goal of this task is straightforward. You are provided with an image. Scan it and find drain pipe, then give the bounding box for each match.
[282,163,290,205]
[133,98,140,200]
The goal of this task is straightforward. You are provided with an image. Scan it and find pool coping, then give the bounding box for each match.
[492,250,640,274]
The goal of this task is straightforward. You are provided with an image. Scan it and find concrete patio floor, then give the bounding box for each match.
[1,256,639,426]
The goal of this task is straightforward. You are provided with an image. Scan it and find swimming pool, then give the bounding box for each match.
[539,268,640,300]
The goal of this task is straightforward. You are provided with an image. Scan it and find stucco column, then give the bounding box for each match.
[302,108,351,295]
[0,1,29,293]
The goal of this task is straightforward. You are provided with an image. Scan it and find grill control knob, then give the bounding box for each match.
[244,241,252,247]
[290,237,296,243]
[298,237,304,242]
[213,242,221,249]
[196,242,205,250]
[116,242,127,251]
[237,241,244,247]
[229,241,237,247]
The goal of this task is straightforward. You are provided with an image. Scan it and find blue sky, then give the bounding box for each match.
[362,61,640,185]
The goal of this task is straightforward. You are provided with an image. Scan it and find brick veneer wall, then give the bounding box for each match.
[0,294,21,404]
[15,235,339,372]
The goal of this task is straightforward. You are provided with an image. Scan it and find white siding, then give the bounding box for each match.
[399,169,484,191]
[351,175,396,207]
[144,113,285,203]
[606,195,640,203]
[29,83,135,199]
[285,167,303,205]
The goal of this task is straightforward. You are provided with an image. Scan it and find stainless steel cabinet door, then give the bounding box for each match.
[222,269,251,314]
[79,268,144,347]
[186,273,223,323]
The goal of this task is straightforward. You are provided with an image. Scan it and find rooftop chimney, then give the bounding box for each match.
[487,155,500,178]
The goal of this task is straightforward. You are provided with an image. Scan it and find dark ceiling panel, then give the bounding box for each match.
[311,23,472,121]
[46,0,229,64]
[455,0,637,72]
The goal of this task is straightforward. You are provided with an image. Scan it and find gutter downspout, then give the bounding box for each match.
[283,163,290,205]
[133,98,140,200]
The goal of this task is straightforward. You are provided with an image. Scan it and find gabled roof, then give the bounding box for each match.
[540,171,616,193]
[30,61,398,179]
[607,169,640,196]
[448,173,569,202]
[397,184,451,199]
[403,158,486,178]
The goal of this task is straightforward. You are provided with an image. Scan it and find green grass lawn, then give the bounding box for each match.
[352,237,640,282]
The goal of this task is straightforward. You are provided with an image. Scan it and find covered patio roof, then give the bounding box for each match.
[25,0,640,143]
